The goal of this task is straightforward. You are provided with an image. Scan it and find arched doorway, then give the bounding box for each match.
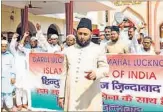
[47,24,61,42]
[160,23,163,38]
[47,24,61,36]
[16,21,36,37]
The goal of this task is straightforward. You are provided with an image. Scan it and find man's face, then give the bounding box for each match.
[111,31,119,42]
[47,38,52,44]
[25,36,30,43]
[160,42,163,49]
[36,23,41,30]
[8,33,13,43]
[77,28,91,46]
[143,38,152,49]
[128,28,135,39]
[1,44,7,53]
[99,34,105,40]
[66,36,75,46]
[104,29,111,40]
[30,40,37,48]
[51,38,58,45]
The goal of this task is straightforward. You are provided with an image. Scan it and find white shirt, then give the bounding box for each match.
[10,38,27,88]
[138,46,155,55]
[35,29,61,53]
[120,29,128,42]
[2,51,15,93]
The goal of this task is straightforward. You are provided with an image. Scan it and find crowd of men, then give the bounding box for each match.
[1,23,76,111]
[99,25,163,55]
[1,18,163,111]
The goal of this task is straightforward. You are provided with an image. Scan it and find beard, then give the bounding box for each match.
[76,36,91,47]
[31,44,37,48]
[128,35,133,40]
[111,38,119,43]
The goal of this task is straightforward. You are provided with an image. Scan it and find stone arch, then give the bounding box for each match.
[47,23,61,41]
[16,21,37,37]
[47,24,61,35]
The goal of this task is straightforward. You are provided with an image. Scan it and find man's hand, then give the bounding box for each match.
[13,33,19,39]
[155,51,161,55]
[36,23,41,31]
[58,98,64,108]
[85,70,96,80]
[24,32,29,37]
[11,78,16,84]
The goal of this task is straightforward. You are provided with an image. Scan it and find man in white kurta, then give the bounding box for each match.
[1,40,16,111]
[35,23,61,53]
[63,34,76,49]
[127,26,140,54]
[58,18,109,111]
[138,36,155,55]
[17,32,46,110]
[10,33,28,110]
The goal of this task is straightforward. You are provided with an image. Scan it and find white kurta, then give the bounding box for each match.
[2,51,15,93]
[10,38,27,89]
[138,46,156,55]
[36,29,61,53]
[59,42,109,111]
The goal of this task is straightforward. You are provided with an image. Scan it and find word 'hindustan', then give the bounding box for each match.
[41,76,60,88]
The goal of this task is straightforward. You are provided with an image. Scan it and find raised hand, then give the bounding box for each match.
[36,23,41,31]
[13,33,19,39]
[24,32,29,37]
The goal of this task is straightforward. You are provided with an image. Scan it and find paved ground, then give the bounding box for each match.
[2,95,28,112]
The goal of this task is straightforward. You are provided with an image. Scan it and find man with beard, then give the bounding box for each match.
[58,18,109,111]
[46,34,61,53]
[105,26,129,54]
[35,23,61,53]
[127,26,139,53]
[18,32,45,54]
[63,34,76,49]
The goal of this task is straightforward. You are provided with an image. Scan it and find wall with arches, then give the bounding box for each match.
[2,4,98,41]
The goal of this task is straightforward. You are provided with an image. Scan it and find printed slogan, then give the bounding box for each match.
[29,54,163,111]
